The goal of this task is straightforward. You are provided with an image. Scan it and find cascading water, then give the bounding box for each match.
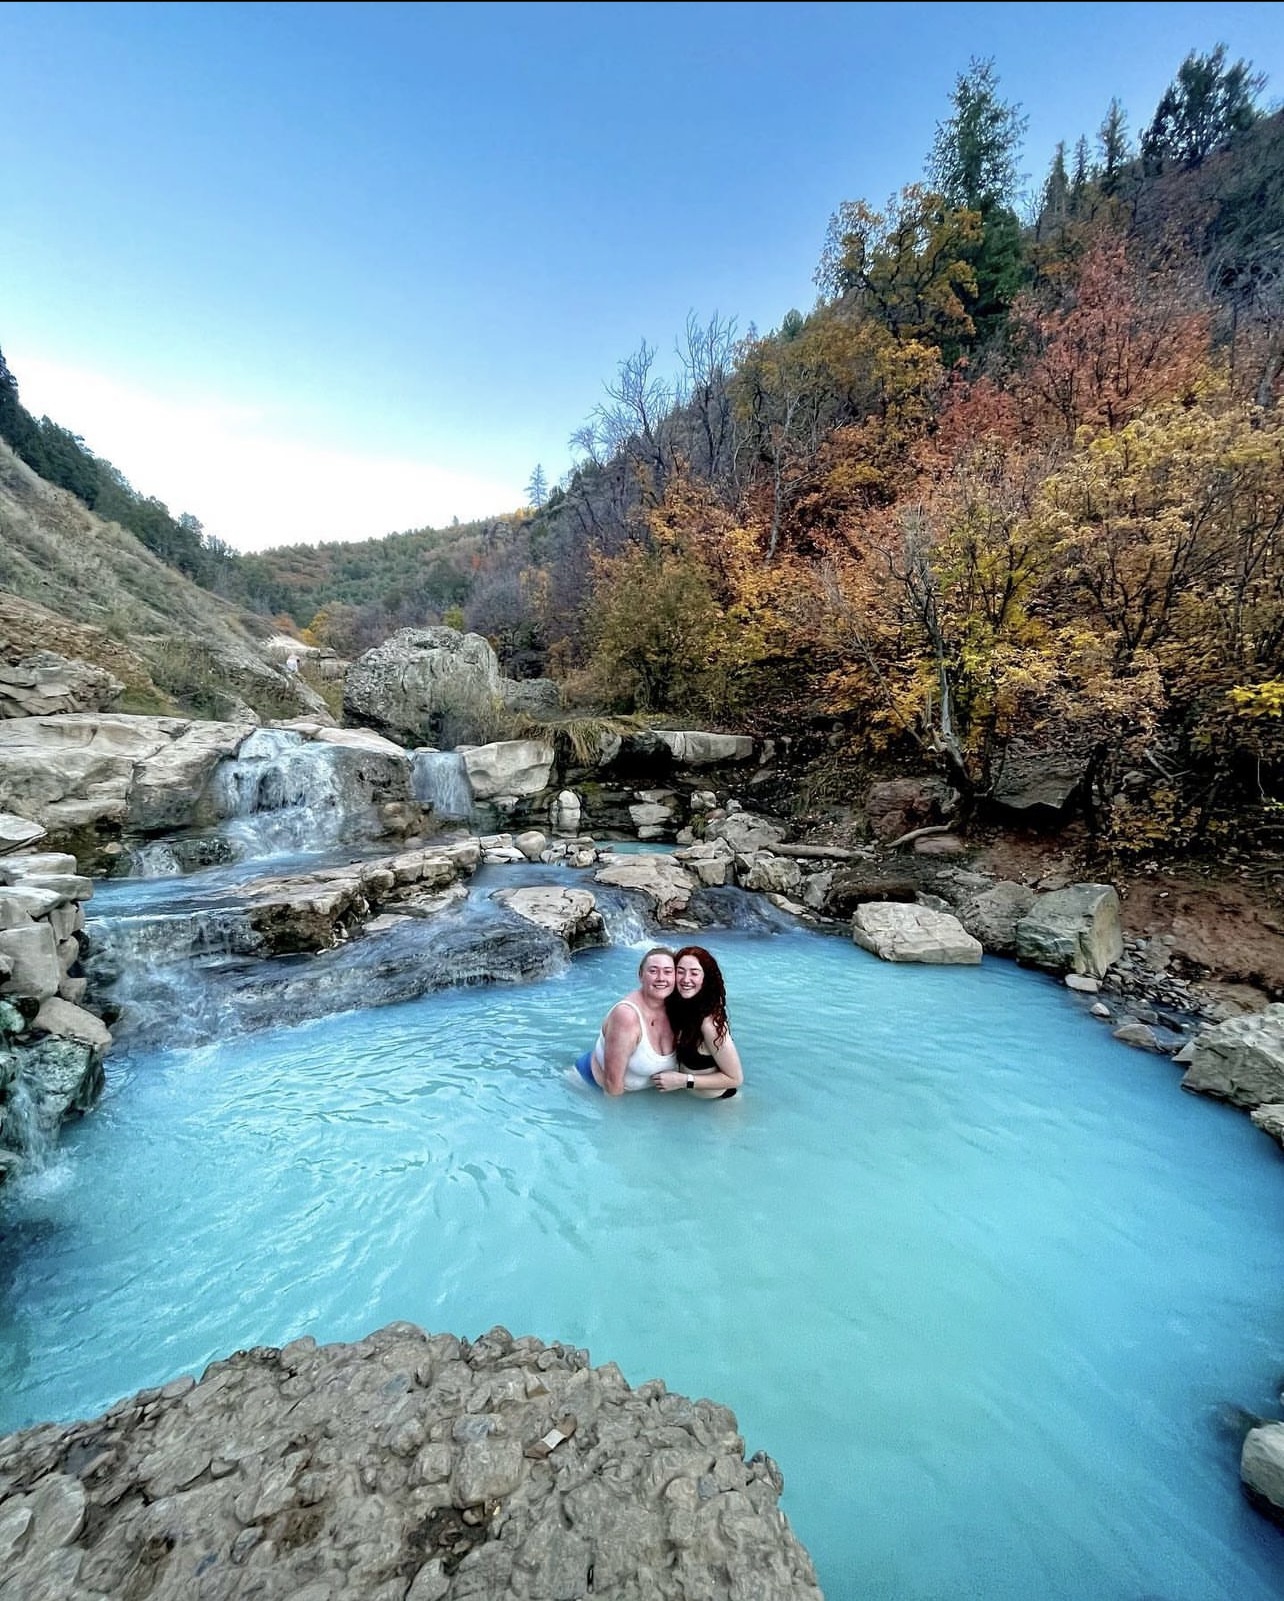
[0,1075,52,1173]
[411,748,474,822]
[211,729,358,857]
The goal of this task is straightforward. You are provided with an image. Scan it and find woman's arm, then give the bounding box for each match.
[653,1020,744,1096]
[600,1002,641,1096]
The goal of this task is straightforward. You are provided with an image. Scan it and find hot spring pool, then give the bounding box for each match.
[3,926,1283,1598]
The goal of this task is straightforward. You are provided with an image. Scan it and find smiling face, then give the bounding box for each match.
[639,951,676,1000]
[675,954,706,1000]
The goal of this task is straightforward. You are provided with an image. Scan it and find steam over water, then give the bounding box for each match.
[3,866,1284,1599]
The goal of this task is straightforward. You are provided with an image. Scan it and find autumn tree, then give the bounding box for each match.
[816,185,981,357]
[1010,236,1212,441]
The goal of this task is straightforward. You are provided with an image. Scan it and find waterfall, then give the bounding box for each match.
[592,887,654,947]
[0,1073,55,1174]
[411,749,474,822]
[211,730,354,857]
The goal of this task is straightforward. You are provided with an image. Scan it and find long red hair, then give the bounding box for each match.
[667,945,730,1058]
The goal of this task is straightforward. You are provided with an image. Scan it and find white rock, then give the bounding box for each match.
[852,902,983,965]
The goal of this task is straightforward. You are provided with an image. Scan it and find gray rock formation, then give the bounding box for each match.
[0,713,256,865]
[1015,885,1123,979]
[1250,1103,1284,1146]
[955,881,1037,955]
[864,776,950,842]
[1182,1004,1284,1109]
[651,730,755,765]
[703,810,787,854]
[491,886,605,951]
[344,628,558,745]
[852,902,983,964]
[458,741,555,802]
[0,1322,820,1601]
[593,855,697,924]
[0,650,123,718]
[0,847,106,1180]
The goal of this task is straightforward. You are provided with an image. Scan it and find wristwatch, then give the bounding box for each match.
[686,1073,695,1090]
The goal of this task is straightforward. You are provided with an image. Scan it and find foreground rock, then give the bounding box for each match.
[851,902,982,965]
[1242,1422,1284,1524]
[0,1322,820,1601]
[1015,884,1123,979]
[1182,1005,1284,1110]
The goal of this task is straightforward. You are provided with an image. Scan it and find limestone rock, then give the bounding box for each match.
[0,921,62,1000]
[1250,1103,1284,1147]
[992,742,1090,814]
[513,830,548,861]
[594,855,696,923]
[0,1323,820,1601]
[1242,1422,1284,1522]
[704,810,786,854]
[652,730,756,765]
[32,997,112,1052]
[956,881,1037,955]
[0,812,46,854]
[458,740,555,801]
[549,790,581,835]
[1015,884,1123,979]
[490,886,605,950]
[852,902,983,964]
[0,649,123,718]
[740,854,803,895]
[1182,1004,1284,1109]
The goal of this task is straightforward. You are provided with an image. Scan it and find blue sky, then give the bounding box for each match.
[4,1,1283,550]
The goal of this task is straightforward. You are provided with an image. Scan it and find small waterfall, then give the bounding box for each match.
[212,730,353,857]
[593,888,655,947]
[116,835,241,879]
[411,749,474,822]
[0,1075,54,1174]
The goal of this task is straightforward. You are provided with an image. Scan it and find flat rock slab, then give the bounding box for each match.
[0,1322,820,1601]
[490,886,605,949]
[852,902,982,964]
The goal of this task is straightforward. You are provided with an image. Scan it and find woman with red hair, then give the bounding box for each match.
[653,945,744,1099]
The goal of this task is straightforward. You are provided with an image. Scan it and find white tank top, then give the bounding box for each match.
[594,999,678,1091]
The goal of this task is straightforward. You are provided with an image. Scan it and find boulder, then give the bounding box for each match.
[0,922,62,1000]
[864,777,949,842]
[490,886,605,950]
[459,740,555,801]
[594,855,696,923]
[0,1323,820,1601]
[343,626,559,744]
[956,881,1037,955]
[852,902,983,964]
[1182,1004,1284,1109]
[549,789,582,835]
[32,996,112,1052]
[704,810,787,854]
[992,745,1090,814]
[741,854,804,895]
[1243,1423,1284,1522]
[652,730,756,765]
[1015,884,1123,979]
[513,830,548,861]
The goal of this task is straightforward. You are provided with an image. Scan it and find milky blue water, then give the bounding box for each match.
[3,923,1284,1600]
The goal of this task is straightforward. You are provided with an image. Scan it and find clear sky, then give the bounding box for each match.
[4,1,1283,551]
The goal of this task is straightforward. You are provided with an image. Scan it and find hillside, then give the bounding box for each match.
[0,438,314,719]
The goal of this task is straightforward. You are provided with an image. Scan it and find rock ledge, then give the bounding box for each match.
[0,1321,821,1601]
